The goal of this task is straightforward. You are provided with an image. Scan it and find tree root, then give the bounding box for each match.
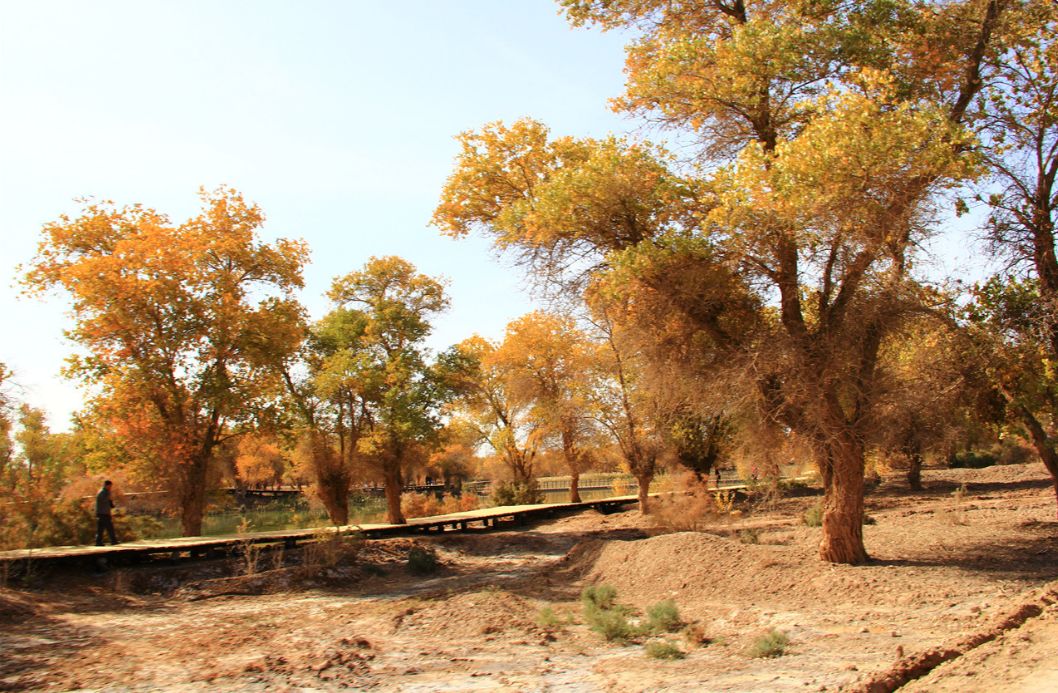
[850,583,1058,692]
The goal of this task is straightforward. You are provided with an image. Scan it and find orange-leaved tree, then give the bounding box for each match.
[23,187,308,536]
[492,311,599,502]
[442,335,545,502]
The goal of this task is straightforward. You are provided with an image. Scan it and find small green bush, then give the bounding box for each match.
[802,502,823,527]
[407,545,440,575]
[646,600,683,634]
[645,641,686,660]
[586,606,636,642]
[582,584,619,611]
[746,629,789,658]
[490,480,543,506]
[581,584,636,642]
[537,606,565,628]
[949,450,996,469]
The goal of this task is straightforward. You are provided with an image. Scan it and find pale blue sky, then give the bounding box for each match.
[0,1,636,430]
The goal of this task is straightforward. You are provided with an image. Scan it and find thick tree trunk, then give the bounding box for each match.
[384,464,406,524]
[569,469,582,503]
[179,486,206,537]
[317,475,350,526]
[178,455,210,537]
[818,437,869,565]
[308,432,350,526]
[635,472,652,514]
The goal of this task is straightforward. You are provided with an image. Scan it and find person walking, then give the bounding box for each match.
[95,480,118,546]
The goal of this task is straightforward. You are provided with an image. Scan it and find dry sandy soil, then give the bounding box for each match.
[2,461,1057,692]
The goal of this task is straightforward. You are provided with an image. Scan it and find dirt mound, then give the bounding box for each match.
[931,460,1049,486]
[559,530,927,612]
[533,507,649,534]
[392,589,544,641]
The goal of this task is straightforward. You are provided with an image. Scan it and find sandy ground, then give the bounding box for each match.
[2,461,1057,692]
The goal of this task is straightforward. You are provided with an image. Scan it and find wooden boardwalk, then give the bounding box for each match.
[0,474,807,573]
[0,494,646,571]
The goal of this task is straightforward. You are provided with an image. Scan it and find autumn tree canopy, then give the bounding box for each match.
[443,335,545,501]
[325,256,451,524]
[23,187,308,536]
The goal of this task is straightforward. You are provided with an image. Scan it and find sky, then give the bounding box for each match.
[0,0,638,431]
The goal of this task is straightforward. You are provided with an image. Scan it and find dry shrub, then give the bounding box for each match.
[406,545,440,575]
[745,628,789,658]
[402,492,442,518]
[236,518,262,576]
[271,544,286,571]
[651,474,724,532]
[683,621,712,647]
[645,640,686,659]
[943,483,970,526]
[402,491,478,519]
[299,529,363,576]
[454,493,480,512]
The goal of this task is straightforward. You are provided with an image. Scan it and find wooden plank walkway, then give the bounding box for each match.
[0,494,646,569]
[0,475,810,572]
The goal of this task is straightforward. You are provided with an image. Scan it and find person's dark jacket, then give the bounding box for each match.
[95,487,114,516]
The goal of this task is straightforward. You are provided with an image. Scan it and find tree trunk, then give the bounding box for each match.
[384,464,406,524]
[309,433,350,525]
[907,452,923,491]
[818,438,869,565]
[179,486,206,537]
[178,455,210,536]
[569,469,582,503]
[316,475,350,526]
[562,429,582,503]
[635,472,652,514]
[1013,401,1058,518]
